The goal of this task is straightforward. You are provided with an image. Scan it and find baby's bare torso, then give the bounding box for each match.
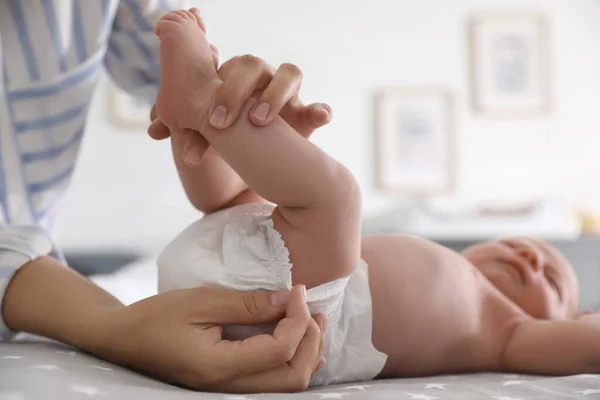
[362,234,523,378]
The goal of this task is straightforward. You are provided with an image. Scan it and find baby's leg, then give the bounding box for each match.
[155,10,361,289]
[155,9,218,130]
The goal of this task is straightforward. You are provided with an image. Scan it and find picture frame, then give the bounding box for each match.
[468,11,552,117]
[373,87,457,196]
[107,83,152,130]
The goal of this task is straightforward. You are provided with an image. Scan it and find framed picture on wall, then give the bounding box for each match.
[468,12,552,117]
[108,83,152,130]
[373,87,457,195]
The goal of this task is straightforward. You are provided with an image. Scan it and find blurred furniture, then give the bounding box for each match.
[362,199,581,240]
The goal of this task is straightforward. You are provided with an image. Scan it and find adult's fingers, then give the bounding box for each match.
[312,313,327,372]
[281,102,333,139]
[216,56,242,83]
[213,57,332,136]
[186,286,290,325]
[205,285,311,379]
[209,55,275,129]
[150,104,158,121]
[147,105,169,140]
[148,118,170,140]
[288,314,323,376]
[181,132,211,166]
[248,63,303,126]
[215,315,322,393]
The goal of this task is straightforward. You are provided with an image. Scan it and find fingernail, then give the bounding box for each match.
[184,148,201,166]
[270,290,289,307]
[209,105,228,127]
[300,284,307,300]
[322,317,328,334]
[252,102,270,121]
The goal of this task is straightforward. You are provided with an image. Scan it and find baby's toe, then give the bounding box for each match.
[188,8,207,32]
[155,10,197,36]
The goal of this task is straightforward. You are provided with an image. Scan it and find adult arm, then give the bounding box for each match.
[2,247,325,392]
[0,226,58,340]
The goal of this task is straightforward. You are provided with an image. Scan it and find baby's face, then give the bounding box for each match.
[463,237,579,320]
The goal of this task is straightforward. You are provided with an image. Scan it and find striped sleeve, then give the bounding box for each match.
[104,0,189,104]
[0,226,56,341]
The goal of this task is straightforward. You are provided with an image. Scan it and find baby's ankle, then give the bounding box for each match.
[186,78,223,132]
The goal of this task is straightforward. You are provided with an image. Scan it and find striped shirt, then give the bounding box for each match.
[0,0,186,340]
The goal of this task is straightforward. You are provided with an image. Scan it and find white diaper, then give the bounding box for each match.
[157,203,387,386]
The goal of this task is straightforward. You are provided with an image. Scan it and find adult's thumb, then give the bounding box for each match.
[192,287,289,325]
[182,133,210,166]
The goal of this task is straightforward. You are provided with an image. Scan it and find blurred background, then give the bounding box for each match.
[56,0,600,307]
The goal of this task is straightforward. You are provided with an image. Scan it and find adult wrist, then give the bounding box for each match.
[3,256,125,353]
[77,304,128,362]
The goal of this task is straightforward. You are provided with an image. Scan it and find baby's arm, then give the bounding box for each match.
[502,318,600,374]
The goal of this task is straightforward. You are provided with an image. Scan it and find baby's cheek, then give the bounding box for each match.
[540,287,568,320]
[550,299,570,320]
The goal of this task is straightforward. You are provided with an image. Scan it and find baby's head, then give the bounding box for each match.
[462,237,579,320]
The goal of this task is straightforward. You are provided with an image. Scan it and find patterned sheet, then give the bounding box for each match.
[1,338,600,400]
[2,257,599,400]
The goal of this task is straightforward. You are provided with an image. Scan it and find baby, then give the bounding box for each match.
[153,9,599,389]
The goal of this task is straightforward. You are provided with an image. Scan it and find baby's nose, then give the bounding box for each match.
[516,244,543,272]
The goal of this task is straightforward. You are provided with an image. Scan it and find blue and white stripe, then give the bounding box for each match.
[0,0,187,340]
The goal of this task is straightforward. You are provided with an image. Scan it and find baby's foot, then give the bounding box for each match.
[155,9,219,131]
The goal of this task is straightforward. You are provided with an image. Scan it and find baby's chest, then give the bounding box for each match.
[364,234,482,310]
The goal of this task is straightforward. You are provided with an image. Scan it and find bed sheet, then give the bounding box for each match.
[1,257,599,400]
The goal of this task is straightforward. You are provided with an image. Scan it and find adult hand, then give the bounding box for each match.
[103,285,326,393]
[4,255,324,393]
[148,37,332,164]
[148,54,331,139]
[208,54,331,134]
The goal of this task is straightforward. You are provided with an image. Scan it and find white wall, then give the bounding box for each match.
[56,0,600,252]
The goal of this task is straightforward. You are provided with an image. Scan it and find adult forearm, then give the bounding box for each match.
[171,137,251,213]
[2,256,122,352]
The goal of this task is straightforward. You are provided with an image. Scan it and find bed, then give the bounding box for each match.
[1,256,599,400]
